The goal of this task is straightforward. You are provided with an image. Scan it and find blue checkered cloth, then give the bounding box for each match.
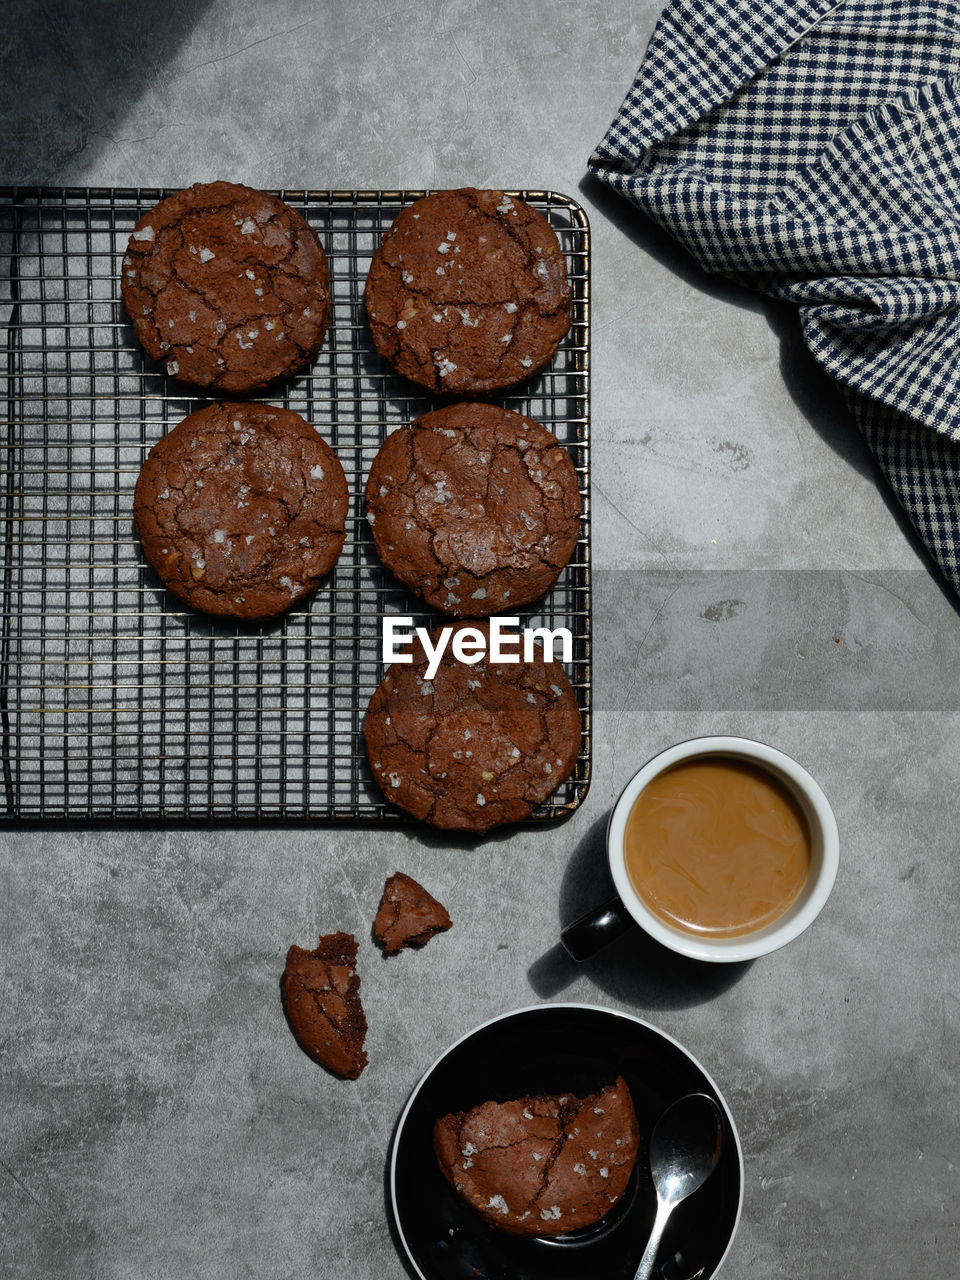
[590,0,960,594]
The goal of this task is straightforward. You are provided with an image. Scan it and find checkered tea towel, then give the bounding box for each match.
[589,0,960,596]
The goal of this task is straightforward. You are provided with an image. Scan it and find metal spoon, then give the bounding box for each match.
[634,1092,725,1280]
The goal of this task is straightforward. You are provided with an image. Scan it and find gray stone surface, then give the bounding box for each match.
[1,2,958,1278]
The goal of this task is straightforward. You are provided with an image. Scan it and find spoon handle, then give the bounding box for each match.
[634,1197,673,1280]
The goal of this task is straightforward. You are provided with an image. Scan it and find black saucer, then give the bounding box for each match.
[389,1003,743,1280]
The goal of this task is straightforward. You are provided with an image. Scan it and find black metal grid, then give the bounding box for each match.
[0,187,590,825]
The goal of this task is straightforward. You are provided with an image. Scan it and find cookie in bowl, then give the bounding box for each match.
[433,1076,640,1236]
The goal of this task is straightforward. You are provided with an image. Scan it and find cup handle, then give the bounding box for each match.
[560,895,636,962]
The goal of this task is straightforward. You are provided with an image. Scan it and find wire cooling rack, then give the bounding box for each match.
[0,187,590,825]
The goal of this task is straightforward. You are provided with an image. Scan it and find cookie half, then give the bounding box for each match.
[134,401,348,619]
[365,188,571,394]
[363,622,581,832]
[121,181,330,392]
[365,402,581,615]
[281,932,368,1080]
[433,1077,640,1235]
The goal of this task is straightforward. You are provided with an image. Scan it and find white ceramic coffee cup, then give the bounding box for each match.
[563,736,839,964]
[609,736,839,962]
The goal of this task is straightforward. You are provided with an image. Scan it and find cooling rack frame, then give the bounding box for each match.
[0,186,591,827]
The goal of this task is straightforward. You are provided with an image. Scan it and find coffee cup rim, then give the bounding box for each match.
[606,736,839,963]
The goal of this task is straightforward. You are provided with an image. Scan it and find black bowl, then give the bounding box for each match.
[389,1003,743,1280]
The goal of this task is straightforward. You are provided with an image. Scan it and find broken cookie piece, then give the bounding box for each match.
[433,1077,639,1235]
[280,931,368,1080]
[374,872,452,954]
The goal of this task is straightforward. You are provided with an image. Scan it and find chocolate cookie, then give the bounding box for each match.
[433,1077,640,1236]
[134,401,348,619]
[364,188,571,394]
[363,622,581,832]
[365,403,581,615]
[281,932,368,1080]
[374,872,452,954]
[121,181,330,392]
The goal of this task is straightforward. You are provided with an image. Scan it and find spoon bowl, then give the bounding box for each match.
[635,1092,725,1280]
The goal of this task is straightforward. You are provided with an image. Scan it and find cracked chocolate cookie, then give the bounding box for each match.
[281,932,368,1080]
[121,181,329,393]
[364,188,571,394]
[134,401,348,619]
[365,402,581,615]
[363,622,581,832]
[374,872,452,954]
[433,1077,640,1236]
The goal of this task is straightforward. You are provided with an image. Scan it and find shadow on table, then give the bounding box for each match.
[526,812,752,1010]
[2,0,220,183]
[580,170,960,607]
[579,173,874,482]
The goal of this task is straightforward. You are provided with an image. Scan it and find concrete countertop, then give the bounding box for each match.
[2,2,957,1277]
